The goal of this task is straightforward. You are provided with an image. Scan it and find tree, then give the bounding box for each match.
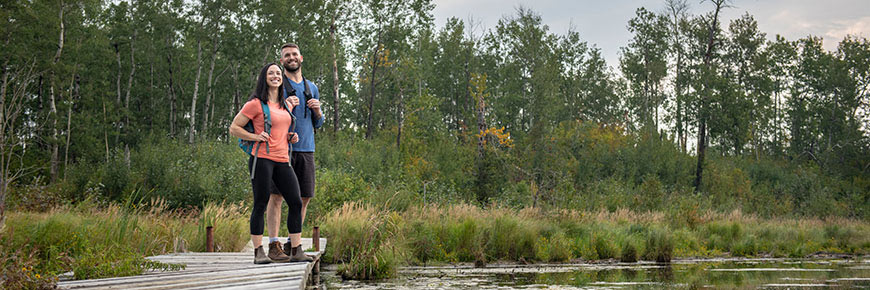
[713,13,771,156]
[620,7,669,133]
[694,0,729,191]
[665,0,691,151]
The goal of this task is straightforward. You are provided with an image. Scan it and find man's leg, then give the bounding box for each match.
[301,197,311,225]
[286,152,315,255]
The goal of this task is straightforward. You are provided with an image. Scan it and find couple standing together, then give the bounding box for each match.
[229,43,323,264]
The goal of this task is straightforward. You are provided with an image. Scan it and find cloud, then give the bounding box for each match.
[826,16,870,40]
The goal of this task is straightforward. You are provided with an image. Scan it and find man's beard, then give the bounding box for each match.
[283,61,300,72]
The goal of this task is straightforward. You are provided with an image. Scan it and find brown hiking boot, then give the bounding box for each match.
[268,241,291,262]
[289,244,314,262]
[253,246,271,264]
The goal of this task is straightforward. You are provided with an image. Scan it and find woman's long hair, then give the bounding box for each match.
[250,63,284,103]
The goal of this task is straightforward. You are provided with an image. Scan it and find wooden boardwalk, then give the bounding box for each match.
[58,238,326,290]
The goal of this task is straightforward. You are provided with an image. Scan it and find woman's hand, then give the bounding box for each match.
[289,132,299,144]
[255,131,270,142]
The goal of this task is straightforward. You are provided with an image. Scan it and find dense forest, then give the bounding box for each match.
[1,0,868,226]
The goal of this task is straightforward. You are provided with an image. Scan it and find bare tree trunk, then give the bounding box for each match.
[397,87,404,148]
[476,85,488,158]
[365,30,382,140]
[262,45,271,66]
[230,62,240,142]
[64,65,78,180]
[330,15,340,134]
[694,0,726,191]
[149,60,154,128]
[103,101,109,162]
[232,62,240,113]
[125,30,136,112]
[49,0,65,182]
[209,102,215,134]
[115,43,122,105]
[201,37,218,138]
[189,39,203,144]
[124,29,137,120]
[0,54,9,229]
[166,42,176,137]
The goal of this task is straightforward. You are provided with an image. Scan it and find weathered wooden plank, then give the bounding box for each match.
[59,263,306,288]
[185,276,302,290]
[121,271,304,290]
[57,237,325,289]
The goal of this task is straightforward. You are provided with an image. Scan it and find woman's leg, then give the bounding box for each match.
[249,157,275,249]
[272,162,303,247]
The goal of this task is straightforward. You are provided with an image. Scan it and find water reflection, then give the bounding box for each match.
[321,258,870,289]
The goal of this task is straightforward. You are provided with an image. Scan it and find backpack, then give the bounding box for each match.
[285,76,319,134]
[238,98,296,179]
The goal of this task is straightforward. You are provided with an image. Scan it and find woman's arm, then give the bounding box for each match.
[229,111,269,142]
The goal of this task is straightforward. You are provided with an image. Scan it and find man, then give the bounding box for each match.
[265,43,323,261]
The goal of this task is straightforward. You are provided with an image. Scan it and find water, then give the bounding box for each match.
[319,258,870,289]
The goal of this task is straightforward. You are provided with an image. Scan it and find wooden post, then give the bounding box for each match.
[313,226,320,252]
[206,226,214,252]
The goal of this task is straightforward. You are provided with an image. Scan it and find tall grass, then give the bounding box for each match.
[319,203,870,280]
[0,199,248,287]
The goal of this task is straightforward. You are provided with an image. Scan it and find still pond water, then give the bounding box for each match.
[320,258,870,289]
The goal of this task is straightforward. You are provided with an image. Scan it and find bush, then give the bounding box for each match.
[321,202,401,279]
[644,227,673,263]
[620,237,639,263]
[534,231,573,262]
[593,233,618,260]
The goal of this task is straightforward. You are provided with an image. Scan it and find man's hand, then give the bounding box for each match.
[287,96,300,109]
[307,99,321,117]
[289,132,299,144]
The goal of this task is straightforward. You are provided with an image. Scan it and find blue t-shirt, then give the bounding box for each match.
[282,76,323,152]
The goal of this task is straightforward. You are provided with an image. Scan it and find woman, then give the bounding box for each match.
[229,63,313,264]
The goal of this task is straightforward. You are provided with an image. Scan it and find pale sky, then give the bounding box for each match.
[432,0,870,68]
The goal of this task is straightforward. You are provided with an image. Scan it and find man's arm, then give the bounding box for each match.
[311,83,324,129]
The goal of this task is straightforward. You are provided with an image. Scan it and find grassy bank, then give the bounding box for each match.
[0,200,248,289]
[322,202,870,279]
[3,201,868,287]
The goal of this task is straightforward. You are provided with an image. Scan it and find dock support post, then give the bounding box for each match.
[206,226,214,252]
[313,226,320,252]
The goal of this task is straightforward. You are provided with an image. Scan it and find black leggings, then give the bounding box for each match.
[248,157,302,235]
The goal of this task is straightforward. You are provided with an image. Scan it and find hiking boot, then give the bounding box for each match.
[283,241,293,256]
[268,241,291,262]
[254,246,271,264]
[289,244,314,262]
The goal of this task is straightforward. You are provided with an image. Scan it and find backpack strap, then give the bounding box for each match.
[301,76,318,135]
[260,100,271,154]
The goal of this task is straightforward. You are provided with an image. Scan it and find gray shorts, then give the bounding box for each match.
[270,152,315,198]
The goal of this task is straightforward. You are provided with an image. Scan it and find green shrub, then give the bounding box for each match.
[321,202,400,279]
[644,228,673,263]
[593,233,617,260]
[620,236,640,263]
[534,231,573,262]
[732,235,758,257]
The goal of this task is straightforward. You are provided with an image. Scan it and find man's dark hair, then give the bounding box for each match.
[280,43,300,54]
